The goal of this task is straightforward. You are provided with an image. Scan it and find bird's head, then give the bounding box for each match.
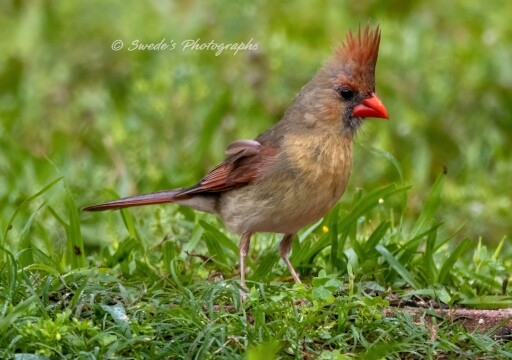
[299,25,389,136]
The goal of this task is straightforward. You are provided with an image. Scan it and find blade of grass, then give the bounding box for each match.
[0,246,17,318]
[327,203,341,270]
[376,244,421,289]
[200,222,236,272]
[338,184,410,231]
[199,221,238,259]
[65,187,86,269]
[3,176,64,242]
[411,172,445,238]
[0,295,39,333]
[438,238,471,284]
[362,145,404,185]
[21,264,61,278]
[17,207,41,267]
[251,244,280,282]
[365,221,391,252]
[423,229,438,284]
[398,223,442,269]
[108,237,139,267]
[492,235,507,260]
[460,295,512,310]
[297,218,323,242]
[119,208,142,244]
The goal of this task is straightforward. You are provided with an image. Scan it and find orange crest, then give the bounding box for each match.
[329,25,381,90]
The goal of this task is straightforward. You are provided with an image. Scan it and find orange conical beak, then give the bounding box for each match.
[352,93,389,119]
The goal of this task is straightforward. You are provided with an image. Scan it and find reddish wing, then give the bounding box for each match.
[83,140,277,212]
[177,140,276,196]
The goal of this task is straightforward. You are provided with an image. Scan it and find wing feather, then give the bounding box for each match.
[177,140,276,196]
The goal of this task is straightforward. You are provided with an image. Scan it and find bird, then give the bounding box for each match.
[83,25,389,289]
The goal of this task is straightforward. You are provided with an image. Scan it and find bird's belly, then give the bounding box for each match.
[254,193,338,233]
[219,173,348,235]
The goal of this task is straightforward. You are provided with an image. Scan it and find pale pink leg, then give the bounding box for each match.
[239,232,252,290]
[280,233,301,283]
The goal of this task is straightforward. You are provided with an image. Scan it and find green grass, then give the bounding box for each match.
[1,0,512,358]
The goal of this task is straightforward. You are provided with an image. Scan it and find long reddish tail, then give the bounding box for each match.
[83,189,186,211]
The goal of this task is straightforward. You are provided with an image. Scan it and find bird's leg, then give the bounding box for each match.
[239,231,252,290]
[279,233,301,283]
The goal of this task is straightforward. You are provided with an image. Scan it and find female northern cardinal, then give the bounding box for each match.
[84,25,388,288]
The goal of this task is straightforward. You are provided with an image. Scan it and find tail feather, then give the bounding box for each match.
[83,189,186,211]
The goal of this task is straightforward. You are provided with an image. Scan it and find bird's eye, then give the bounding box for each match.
[336,87,354,100]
